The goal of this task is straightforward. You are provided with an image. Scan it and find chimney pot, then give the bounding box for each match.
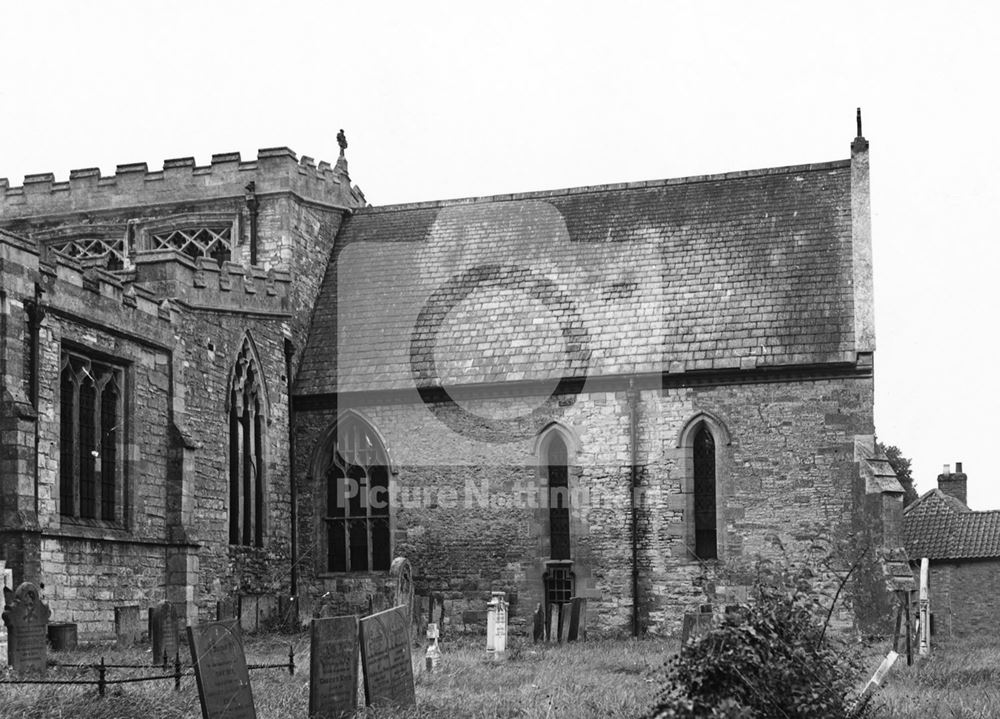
[956,461,963,473]
[938,463,968,505]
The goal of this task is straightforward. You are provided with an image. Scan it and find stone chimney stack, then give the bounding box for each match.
[938,461,968,506]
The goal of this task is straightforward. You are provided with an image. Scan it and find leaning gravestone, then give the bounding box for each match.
[188,622,256,719]
[567,597,588,642]
[149,600,180,665]
[115,605,142,648]
[532,603,545,643]
[359,605,416,708]
[389,557,415,641]
[2,582,51,674]
[309,615,359,719]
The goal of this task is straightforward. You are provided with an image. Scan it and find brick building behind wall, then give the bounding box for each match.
[1,124,904,639]
[904,463,1000,639]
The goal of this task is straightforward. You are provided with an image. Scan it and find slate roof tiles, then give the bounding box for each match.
[297,160,858,395]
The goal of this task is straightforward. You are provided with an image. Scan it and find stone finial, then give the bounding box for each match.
[337,129,348,156]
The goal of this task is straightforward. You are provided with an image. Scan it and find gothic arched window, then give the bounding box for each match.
[324,415,391,573]
[693,423,717,560]
[59,348,123,522]
[547,434,571,561]
[229,337,266,547]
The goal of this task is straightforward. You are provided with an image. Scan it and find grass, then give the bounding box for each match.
[865,638,1000,719]
[2,631,997,718]
[0,632,666,719]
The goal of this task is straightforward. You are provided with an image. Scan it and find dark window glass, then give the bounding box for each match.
[59,351,123,523]
[229,338,266,547]
[693,424,717,559]
[324,417,392,572]
[548,435,570,560]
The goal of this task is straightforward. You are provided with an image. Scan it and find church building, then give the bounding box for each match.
[0,122,903,638]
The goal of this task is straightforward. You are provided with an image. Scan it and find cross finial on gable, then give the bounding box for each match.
[851,107,869,153]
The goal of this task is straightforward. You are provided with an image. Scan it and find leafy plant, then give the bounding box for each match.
[649,562,863,719]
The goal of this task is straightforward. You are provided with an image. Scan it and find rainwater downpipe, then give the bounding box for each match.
[284,338,298,599]
[628,378,640,637]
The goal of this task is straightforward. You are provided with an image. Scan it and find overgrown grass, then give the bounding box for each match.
[0,633,665,718]
[1,632,996,718]
[866,638,1000,719]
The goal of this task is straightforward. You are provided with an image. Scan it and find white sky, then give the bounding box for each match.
[2,1,997,507]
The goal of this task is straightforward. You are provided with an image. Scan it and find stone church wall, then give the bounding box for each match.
[294,372,873,636]
[1,149,356,636]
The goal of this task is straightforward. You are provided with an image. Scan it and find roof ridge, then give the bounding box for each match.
[357,158,851,214]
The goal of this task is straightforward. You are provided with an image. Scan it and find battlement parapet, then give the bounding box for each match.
[0,148,367,220]
[132,251,291,314]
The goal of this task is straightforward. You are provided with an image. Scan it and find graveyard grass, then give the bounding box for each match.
[1,633,998,718]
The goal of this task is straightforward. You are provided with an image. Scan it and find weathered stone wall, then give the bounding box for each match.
[0,151,355,637]
[294,373,873,637]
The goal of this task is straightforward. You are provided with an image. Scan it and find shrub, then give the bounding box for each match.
[649,563,862,719]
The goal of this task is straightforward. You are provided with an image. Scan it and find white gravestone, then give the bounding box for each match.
[424,622,441,671]
[485,592,508,660]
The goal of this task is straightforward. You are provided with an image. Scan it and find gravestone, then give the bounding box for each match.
[567,597,588,641]
[532,603,545,643]
[217,597,237,622]
[188,621,256,719]
[424,622,441,671]
[680,608,714,644]
[2,582,51,674]
[389,557,415,641]
[309,615,359,719]
[238,594,277,633]
[359,605,416,708]
[115,605,142,648]
[547,603,567,643]
[149,600,180,665]
[486,592,508,659]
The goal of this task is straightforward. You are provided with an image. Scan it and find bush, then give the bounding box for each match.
[649,564,863,719]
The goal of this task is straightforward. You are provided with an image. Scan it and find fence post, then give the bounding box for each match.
[163,651,169,670]
[98,657,107,697]
[288,644,295,676]
[174,651,182,691]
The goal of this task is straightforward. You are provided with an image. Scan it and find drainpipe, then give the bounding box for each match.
[284,338,298,599]
[627,378,640,637]
[245,181,259,266]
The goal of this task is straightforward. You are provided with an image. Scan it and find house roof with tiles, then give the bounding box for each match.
[904,489,1000,561]
[296,155,866,396]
